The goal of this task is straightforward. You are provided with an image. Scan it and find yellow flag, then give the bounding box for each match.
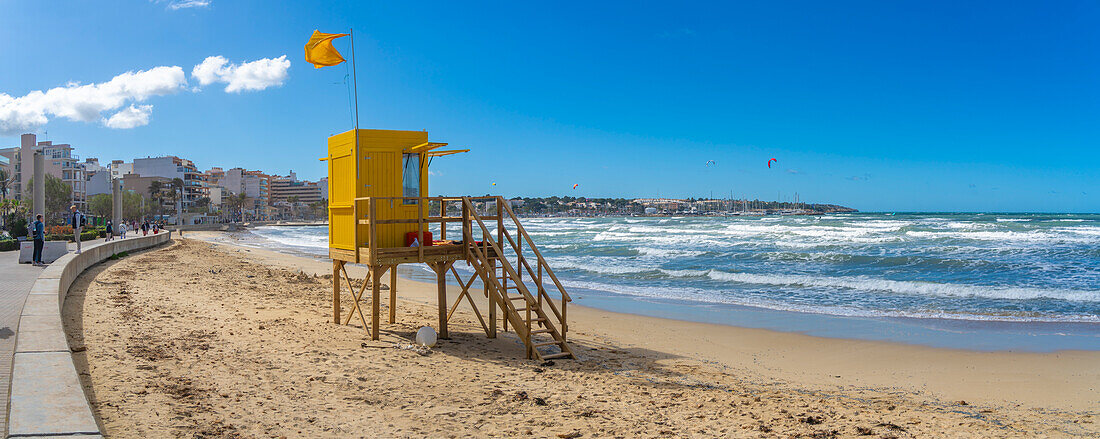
[304,30,349,69]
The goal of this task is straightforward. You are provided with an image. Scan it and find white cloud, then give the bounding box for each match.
[192,55,290,93]
[0,66,186,135]
[104,104,154,129]
[162,0,211,10]
[0,54,289,134]
[191,56,227,85]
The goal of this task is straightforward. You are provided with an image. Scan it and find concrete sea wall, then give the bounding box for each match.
[6,232,171,438]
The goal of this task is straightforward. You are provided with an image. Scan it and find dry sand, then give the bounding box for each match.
[62,236,1099,438]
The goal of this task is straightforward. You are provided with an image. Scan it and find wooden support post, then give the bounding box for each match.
[332,260,342,324]
[417,196,424,262]
[487,258,497,338]
[497,199,506,333]
[438,198,447,241]
[436,262,450,339]
[389,265,398,324]
[371,265,381,341]
[368,198,377,265]
[462,199,471,261]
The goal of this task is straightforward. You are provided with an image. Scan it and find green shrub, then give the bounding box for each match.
[10,218,28,238]
[0,239,17,252]
[42,230,100,242]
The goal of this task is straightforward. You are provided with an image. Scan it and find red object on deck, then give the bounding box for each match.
[405,231,434,247]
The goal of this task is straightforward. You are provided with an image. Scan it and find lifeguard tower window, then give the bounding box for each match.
[402,153,419,205]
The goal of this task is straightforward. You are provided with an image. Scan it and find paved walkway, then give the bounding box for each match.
[0,237,104,436]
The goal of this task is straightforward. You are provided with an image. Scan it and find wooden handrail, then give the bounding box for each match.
[349,195,570,342]
[462,198,538,340]
[501,199,571,302]
[466,196,572,343]
[498,226,564,322]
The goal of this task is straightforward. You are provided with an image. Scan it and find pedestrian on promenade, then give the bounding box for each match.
[142,221,149,236]
[105,220,114,242]
[32,214,45,266]
[70,205,85,254]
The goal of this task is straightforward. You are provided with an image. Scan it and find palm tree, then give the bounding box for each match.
[170,178,184,224]
[193,196,211,212]
[148,180,164,220]
[225,193,250,222]
[0,168,12,200]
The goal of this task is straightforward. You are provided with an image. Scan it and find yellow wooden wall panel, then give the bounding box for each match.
[328,129,435,253]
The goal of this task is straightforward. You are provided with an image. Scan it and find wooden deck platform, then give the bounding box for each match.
[329,196,573,360]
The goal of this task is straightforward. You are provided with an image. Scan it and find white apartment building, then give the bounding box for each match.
[108,160,133,179]
[0,133,86,210]
[83,158,112,197]
[270,171,324,204]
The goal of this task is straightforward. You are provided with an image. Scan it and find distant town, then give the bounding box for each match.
[0,133,855,226]
[506,197,857,217]
[1,133,326,224]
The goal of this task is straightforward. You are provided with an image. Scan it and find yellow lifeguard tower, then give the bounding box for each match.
[323,128,573,360]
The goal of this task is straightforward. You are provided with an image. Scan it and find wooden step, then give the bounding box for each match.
[532,341,561,348]
[540,352,572,360]
[507,296,528,301]
[530,328,553,335]
[528,317,547,322]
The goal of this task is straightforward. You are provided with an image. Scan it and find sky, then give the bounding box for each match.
[1,1,1098,212]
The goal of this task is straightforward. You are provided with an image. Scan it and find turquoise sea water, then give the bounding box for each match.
[245,213,1100,351]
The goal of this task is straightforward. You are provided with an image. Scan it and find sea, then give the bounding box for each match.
[238,213,1100,352]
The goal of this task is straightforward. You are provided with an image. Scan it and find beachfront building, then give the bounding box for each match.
[633,198,684,213]
[132,156,203,210]
[270,171,325,204]
[108,159,133,180]
[269,171,325,219]
[121,174,171,202]
[0,133,87,211]
[317,177,328,201]
[197,167,226,210]
[218,167,271,220]
[83,158,115,197]
[206,186,224,209]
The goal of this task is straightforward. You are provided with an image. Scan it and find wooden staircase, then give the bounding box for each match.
[461,197,574,360]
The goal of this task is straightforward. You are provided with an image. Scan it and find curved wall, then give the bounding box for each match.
[6,232,171,438]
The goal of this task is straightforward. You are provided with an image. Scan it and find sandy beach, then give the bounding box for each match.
[61,234,1099,438]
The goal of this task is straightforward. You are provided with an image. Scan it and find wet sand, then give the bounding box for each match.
[62,236,1099,437]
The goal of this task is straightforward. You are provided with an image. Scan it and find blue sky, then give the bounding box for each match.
[1,1,1098,212]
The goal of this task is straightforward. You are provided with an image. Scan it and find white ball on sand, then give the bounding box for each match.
[415,326,437,348]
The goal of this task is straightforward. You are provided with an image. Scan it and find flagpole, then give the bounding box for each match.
[350,28,360,182]
[349,28,360,132]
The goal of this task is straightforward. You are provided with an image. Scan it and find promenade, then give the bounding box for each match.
[0,238,103,436]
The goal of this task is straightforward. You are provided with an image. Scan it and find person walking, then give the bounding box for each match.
[119,221,127,239]
[70,205,85,254]
[142,221,149,236]
[32,214,45,266]
[105,220,114,242]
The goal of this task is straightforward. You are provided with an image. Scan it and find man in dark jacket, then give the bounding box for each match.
[70,205,84,254]
[32,214,45,266]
